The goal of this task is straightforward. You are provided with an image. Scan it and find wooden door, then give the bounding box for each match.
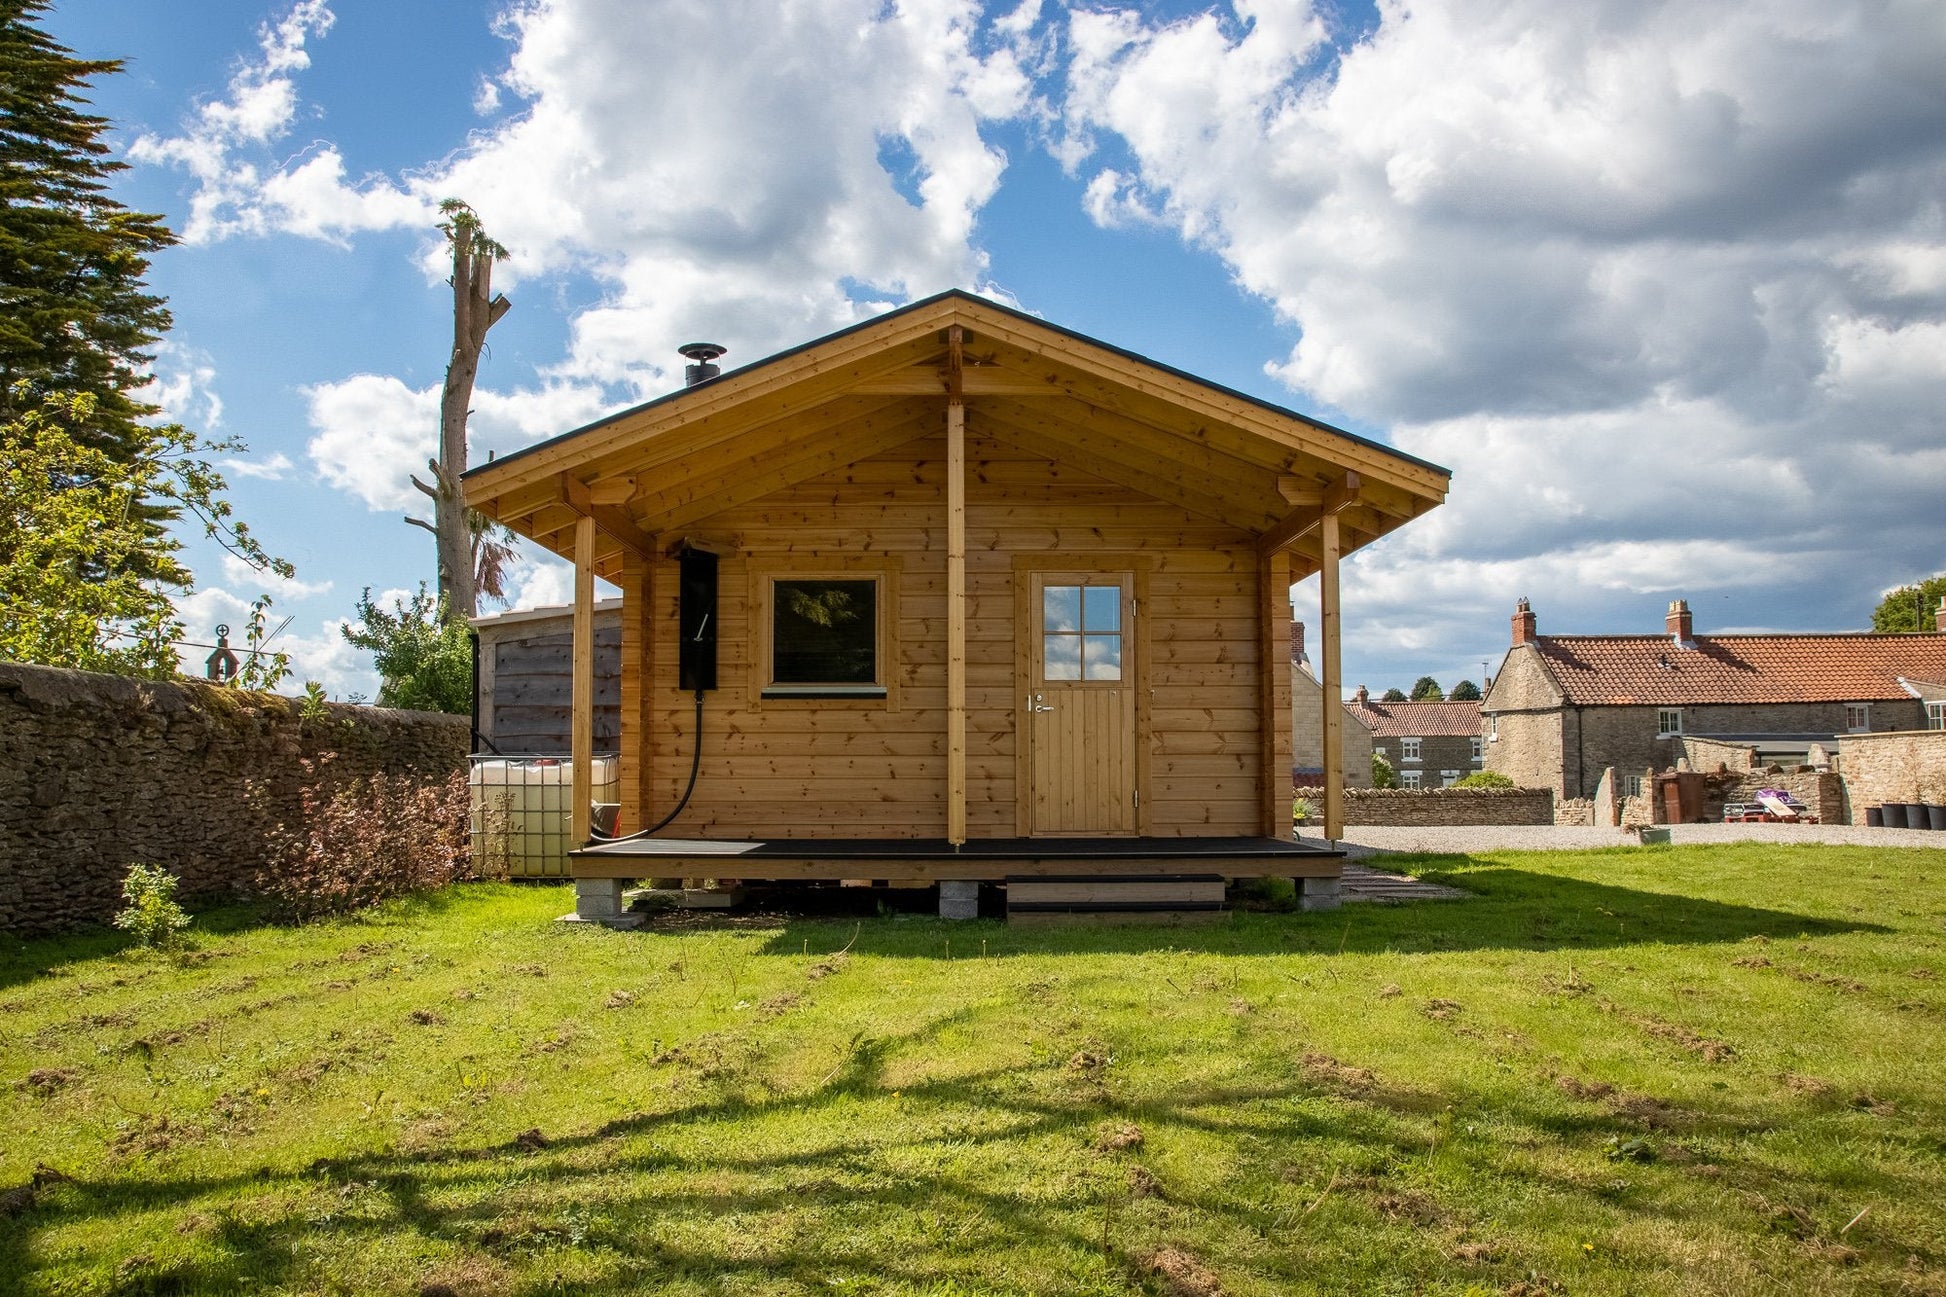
[1025,573,1137,835]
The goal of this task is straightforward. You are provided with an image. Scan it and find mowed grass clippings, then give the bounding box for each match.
[0,844,1942,1295]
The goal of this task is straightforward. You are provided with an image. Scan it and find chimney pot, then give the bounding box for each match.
[1511,597,1537,647]
[1354,684,1369,704]
[1666,598,1694,646]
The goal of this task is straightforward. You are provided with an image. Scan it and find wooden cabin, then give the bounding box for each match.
[461,292,1449,920]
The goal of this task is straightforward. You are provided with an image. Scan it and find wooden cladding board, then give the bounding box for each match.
[630,428,1267,840]
[478,621,622,752]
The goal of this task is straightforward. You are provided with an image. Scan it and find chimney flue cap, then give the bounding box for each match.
[678,342,727,387]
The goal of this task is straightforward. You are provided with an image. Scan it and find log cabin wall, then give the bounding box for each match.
[633,426,1270,840]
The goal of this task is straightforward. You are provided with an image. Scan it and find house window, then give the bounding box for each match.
[1400,737,1422,762]
[1656,708,1682,737]
[1400,770,1423,789]
[1930,701,1945,731]
[764,576,884,697]
[1845,703,1871,733]
[1487,715,1498,742]
[1041,583,1123,681]
[1441,770,1462,787]
[1627,775,1645,797]
[1470,736,1483,762]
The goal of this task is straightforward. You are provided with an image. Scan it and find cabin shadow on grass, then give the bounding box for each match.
[742,857,1882,961]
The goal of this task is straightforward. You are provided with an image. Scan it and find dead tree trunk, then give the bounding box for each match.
[409,200,509,624]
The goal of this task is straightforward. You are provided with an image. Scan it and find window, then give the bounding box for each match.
[1627,775,1645,797]
[1440,770,1462,787]
[1656,708,1682,736]
[1041,583,1123,681]
[764,575,885,698]
[1929,701,1945,730]
[1470,736,1484,762]
[1400,770,1422,789]
[1400,737,1422,762]
[1845,703,1871,733]
[1487,715,1498,742]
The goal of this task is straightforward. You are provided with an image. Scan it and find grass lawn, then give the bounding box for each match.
[2,844,1943,1295]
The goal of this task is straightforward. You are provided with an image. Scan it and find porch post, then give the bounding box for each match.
[571,512,595,844]
[1320,511,1344,840]
[946,325,968,845]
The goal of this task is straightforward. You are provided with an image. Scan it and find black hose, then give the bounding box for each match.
[588,689,705,842]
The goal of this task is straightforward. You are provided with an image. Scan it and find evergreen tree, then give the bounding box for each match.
[0,2,184,581]
[1409,675,1445,700]
[1380,687,1407,702]
[1448,679,1482,700]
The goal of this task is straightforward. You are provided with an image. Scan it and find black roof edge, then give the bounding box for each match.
[461,288,1452,483]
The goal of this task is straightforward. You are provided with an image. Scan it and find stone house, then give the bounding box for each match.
[1345,688,1483,787]
[1290,624,1374,792]
[1483,597,1946,800]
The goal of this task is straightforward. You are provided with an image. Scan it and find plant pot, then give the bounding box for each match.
[1888,803,1920,829]
[1864,806,1884,828]
[1927,804,1946,832]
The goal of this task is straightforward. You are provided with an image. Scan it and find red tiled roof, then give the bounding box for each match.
[1530,634,1946,706]
[1345,698,1482,737]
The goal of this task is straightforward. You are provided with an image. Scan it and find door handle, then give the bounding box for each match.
[1028,692,1054,713]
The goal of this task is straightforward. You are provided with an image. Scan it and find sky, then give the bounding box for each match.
[40,0,1946,703]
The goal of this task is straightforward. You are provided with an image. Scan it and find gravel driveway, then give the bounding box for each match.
[1321,822,1946,859]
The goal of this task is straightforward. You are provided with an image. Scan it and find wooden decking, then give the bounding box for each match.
[569,835,1342,883]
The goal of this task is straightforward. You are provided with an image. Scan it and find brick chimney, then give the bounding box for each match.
[1290,621,1307,664]
[1354,684,1370,705]
[1666,598,1695,647]
[1511,598,1536,646]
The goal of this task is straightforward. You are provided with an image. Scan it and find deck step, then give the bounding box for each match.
[1006,873,1227,923]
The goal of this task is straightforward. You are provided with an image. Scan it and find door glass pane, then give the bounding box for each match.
[1043,585,1081,633]
[1083,633,1122,680]
[1043,635,1082,680]
[1082,585,1120,633]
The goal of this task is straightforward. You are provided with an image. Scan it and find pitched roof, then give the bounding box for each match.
[1529,634,1946,706]
[462,290,1449,581]
[1345,698,1482,738]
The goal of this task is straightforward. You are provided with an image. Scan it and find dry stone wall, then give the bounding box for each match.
[0,661,468,937]
[1344,787,1554,827]
[1838,732,1946,816]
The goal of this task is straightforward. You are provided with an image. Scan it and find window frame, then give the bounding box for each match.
[1469,736,1483,762]
[1844,702,1871,733]
[1656,708,1682,737]
[750,557,901,708]
[1400,736,1422,763]
[1399,769,1423,789]
[1929,700,1945,731]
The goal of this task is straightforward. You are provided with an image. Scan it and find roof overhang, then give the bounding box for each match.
[462,290,1450,580]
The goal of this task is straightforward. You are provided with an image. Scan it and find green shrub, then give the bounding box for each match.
[1371,752,1398,788]
[112,864,191,949]
[1454,770,1516,789]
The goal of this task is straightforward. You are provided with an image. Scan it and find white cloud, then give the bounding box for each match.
[217,554,332,600]
[136,342,224,429]
[223,452,295,480]
[1062,0,1946,645]
[303,373,440,512]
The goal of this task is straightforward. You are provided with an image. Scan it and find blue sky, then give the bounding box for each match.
[41,0,1946,701]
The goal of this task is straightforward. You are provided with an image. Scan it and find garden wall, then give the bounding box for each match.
[1838,731,1946,819]
[0,661,468,936]
[1344,786,1554,827]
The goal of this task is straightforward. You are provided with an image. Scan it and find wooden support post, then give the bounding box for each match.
[616,550,655,834]
[571,513,595,844]
[946,325,968,845]
[1320,511,1344,841]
